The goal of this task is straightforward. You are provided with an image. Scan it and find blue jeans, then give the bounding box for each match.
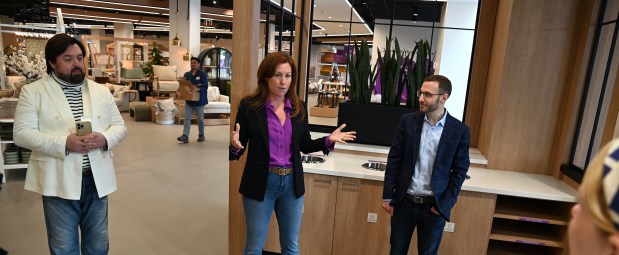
[242,172,304,255]
[389,200,446,255]
[42,175,109,255]
[183,103,205,137]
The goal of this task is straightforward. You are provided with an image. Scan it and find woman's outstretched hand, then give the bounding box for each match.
[329,124,356,144]
[230,123,244,150]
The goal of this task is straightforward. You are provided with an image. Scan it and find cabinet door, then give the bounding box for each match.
[408,191,496,255]
[332,177,391,255]
[263,173,338,254]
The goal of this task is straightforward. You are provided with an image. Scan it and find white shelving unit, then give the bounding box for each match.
[0,118,28,183]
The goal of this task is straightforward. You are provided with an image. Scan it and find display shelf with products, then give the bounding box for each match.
[198,48,232,96]
[315,46,348,82]
[0,119,29,183]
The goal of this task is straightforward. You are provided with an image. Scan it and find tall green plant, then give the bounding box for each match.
[143,42,165,76]
[376,37,411,107]
[406,39,434,108]
[346,39,377,104]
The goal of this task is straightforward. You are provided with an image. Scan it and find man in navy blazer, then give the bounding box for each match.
[382,75,470,255]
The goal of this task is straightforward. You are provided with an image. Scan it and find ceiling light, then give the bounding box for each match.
[213,0,216,4]
[339,25,342,27]
[328,16,332,19]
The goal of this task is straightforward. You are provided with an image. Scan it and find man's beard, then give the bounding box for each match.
[420,98,440,113]
[56,68,85,84]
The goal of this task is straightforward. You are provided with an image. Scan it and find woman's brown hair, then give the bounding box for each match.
[244,51,305,120]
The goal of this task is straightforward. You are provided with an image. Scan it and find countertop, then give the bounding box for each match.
[304,132,577,202]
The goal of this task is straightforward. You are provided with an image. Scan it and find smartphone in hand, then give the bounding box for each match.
[76,121,92,136]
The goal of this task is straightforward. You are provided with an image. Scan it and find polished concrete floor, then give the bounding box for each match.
[0,113,229,255]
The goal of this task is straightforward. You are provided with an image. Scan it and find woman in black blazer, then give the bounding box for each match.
[229,52,355,255]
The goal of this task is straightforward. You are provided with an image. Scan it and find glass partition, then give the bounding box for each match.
[306,0,480,130]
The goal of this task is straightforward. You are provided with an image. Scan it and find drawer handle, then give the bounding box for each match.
[342,182,360,187]
[314,179,332,184]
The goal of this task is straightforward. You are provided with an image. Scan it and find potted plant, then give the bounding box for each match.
[143,42,165,77]
[346,39,377,104]
[338,37,434,146]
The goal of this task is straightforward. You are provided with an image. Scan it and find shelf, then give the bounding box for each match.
[487,240,563,255]
[494,195,571,225]
[4,163,28,169]
[489,219,566,248]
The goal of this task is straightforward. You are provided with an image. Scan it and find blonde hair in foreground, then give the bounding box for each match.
[581,140,619,235]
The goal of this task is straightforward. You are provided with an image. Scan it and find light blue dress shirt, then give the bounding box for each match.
[407,111,448,196]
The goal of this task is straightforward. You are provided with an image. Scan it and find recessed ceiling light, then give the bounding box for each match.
[328,16,332,19]
[213,0,216,4]
[314,4,316,7]
[339,25,342,27]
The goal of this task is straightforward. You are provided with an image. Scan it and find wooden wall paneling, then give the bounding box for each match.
[465,0,498,149]
[552,0,602,179]
[229,1,261,254]
[407,191,497,255]
[331,178,392,255]
[479,0,583,174]
[477,0,512,158]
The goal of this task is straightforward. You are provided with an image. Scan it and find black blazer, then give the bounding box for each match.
[382,111,470,221]
[230,98,330,201]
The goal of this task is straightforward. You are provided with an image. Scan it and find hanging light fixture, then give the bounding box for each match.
[183,49,190,61]
[172,34,181,46]
[172,0,181,46]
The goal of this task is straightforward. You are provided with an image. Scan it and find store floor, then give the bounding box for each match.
[0,113,230,255]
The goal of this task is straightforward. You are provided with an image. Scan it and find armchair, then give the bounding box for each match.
[204,86,230,125]
[104,83,138,112]
[152,65,180,97]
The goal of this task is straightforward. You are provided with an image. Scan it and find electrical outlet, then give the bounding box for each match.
[444,222,455,232]
[367,213,378,223]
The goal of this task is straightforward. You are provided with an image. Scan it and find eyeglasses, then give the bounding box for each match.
[416,90,444,98]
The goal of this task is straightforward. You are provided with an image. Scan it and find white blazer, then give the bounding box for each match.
[13,78,127,200]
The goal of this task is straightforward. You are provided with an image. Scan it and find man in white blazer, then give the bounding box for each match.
[13,34,127,255]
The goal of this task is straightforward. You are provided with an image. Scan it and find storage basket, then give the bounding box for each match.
[155,111,174,125]
[0,98,19,118]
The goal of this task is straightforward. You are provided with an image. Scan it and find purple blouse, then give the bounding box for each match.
[231,98,334,163]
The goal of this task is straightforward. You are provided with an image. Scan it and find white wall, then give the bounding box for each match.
[436,1,478,121]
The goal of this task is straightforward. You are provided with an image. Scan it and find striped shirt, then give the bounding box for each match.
[51,72,91,170]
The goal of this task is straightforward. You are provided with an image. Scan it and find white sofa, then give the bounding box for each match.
[104,83,138,112]
[205,86,230,125]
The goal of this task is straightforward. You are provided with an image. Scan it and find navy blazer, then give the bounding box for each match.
[229,98,330,201]
[382,111,470,221]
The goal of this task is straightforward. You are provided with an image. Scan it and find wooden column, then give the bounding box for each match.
[293,0,312,99]
[465,0,498,148]
[229,1,260,254]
